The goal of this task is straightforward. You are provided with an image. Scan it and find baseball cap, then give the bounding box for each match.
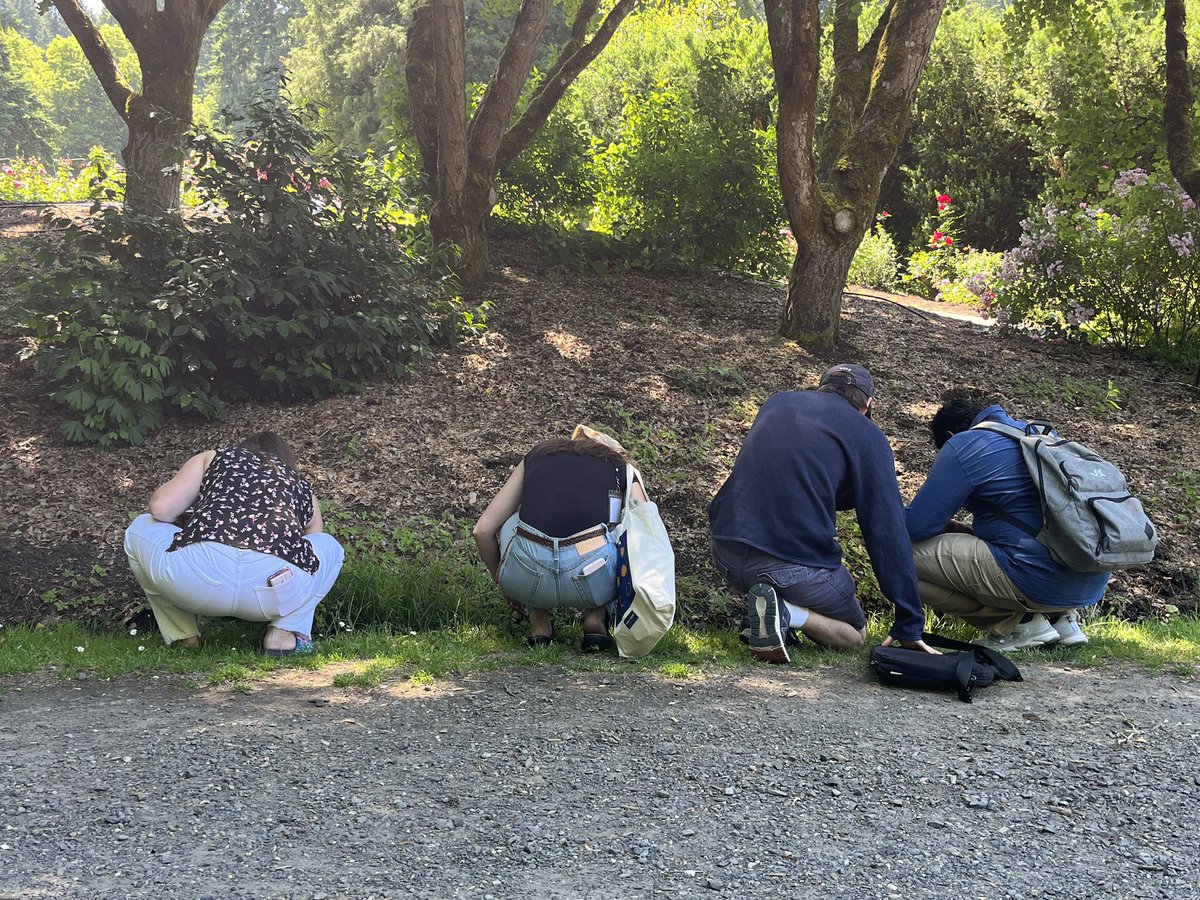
[819,363,876,398]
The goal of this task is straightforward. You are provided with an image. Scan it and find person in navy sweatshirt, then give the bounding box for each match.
[708,364,935,663]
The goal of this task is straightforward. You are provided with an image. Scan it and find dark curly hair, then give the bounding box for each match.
[929,388,999,449]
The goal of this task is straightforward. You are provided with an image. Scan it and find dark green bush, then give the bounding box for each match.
[22,92,476,446]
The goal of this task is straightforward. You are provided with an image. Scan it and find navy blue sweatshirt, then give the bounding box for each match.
[708,390,925,641]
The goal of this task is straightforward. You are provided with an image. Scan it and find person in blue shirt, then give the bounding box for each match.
[708,364,935,663]
[905,389,1111,650]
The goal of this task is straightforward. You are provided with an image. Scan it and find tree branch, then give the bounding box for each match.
[831,0,947,203]
[468,0,552,169]
[51,0,134,120]
[817,0,893,181]
[764,0,823,235]
[496,0,636,170]
[406,3,441,183]
[1165,0,1200,203]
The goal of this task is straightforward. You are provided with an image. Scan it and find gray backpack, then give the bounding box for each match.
[973,420,1158,572]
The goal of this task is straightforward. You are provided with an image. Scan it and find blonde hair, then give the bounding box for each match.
[571,424,627,455]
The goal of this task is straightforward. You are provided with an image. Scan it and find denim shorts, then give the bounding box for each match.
[497,513,618,611]
[711,539,866,630]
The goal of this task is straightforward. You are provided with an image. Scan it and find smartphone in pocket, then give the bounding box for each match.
[580,557,607,577]
[267,567,294,587]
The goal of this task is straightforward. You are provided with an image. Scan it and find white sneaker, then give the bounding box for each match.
[1048,609,1088,646]
[976,614,1061,652]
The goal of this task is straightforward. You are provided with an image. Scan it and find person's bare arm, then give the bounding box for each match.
[305,496,325,535]
[472,463,525,579]
[148,451,214,523]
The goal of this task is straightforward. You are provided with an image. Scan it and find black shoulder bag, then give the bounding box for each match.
[869,633,1023,703]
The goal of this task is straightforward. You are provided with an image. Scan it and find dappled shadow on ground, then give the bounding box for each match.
[1,232,1197,627]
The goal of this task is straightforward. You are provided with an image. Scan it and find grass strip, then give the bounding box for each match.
[1,613,1196,687]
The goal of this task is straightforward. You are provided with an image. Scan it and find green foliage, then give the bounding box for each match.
[1010,0,1170,200]
[495,102,601,228]
[0,31,56,156]
[20,90,473,446]
[883,5,1043,251]
[991,169,1200,368]
[503,1,783,277]
[0,146,120,201]
[848,217,899,291]
[199,0,297,114]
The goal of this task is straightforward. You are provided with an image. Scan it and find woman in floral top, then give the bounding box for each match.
[124,431,344,655]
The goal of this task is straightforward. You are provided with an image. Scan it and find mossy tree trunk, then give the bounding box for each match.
[765,0,947,352]
[51,0,228,218]
[406,0,637,286]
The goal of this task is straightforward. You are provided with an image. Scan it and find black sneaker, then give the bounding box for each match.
[746,583,789,664]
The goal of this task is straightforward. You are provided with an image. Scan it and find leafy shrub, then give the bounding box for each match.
[902,193,1001,305]
[580,12,783,276]
[848,216,899,290]
[495,103,600,228]
[595,76,782,275]
[21,91,474,446]
[0,147,121,202]
[991,169,1200,366]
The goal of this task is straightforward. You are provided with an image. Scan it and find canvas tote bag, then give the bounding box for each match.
[611,464,676,658]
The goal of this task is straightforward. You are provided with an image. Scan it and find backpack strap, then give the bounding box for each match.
[972,420,1027,440]
[967,422,1042,539]
[921,632,1024,682]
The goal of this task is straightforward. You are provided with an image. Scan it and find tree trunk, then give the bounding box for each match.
[430,175,494,286]
[767,0,945,352]
[781,231,861,351]
[122,94,189,215]
[1165,0,1200,203]
[406,0,635,286]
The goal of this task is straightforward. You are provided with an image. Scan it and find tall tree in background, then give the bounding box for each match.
[766,0,947,351]
[0,36,57,155]
[406,0,636,284]
[202,0,295,112]
[1166,0,1200,203]
[48,0,229,214]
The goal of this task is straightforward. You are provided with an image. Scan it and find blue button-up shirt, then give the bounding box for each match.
[905,405,1110,606]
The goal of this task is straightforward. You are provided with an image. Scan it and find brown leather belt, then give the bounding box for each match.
[516,524,607,548]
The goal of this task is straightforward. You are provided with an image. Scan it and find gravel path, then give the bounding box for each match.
[2,663,1198,899]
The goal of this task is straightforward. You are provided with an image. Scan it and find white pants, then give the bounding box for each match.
[124,514,344,644]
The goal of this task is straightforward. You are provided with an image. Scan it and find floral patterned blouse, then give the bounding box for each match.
[168,447,320,573]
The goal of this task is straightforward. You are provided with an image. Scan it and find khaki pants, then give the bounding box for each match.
[912,533,1063,636]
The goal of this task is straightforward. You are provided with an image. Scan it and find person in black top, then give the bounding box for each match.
[473,426,648,650]
[124,431,344,655]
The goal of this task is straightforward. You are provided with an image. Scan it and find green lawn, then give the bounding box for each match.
[1,612,1196,688]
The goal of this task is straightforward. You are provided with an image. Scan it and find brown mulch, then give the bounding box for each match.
[1,225,1198,629]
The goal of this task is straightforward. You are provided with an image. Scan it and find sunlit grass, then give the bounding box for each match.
[0,612,1195,687]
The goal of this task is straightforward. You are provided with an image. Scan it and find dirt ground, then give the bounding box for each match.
[1,662,1198,899]
[1,221,1198,629]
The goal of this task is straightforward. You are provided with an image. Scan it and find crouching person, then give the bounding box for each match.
[124,431,344,655]
[708,364,933,662]
[905,390,1110,650]
[472,426,649,651]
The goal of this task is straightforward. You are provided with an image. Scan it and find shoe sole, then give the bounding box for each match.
[747,584,789,664]
[978,625,1062,652]
[1054,633,1089,647]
